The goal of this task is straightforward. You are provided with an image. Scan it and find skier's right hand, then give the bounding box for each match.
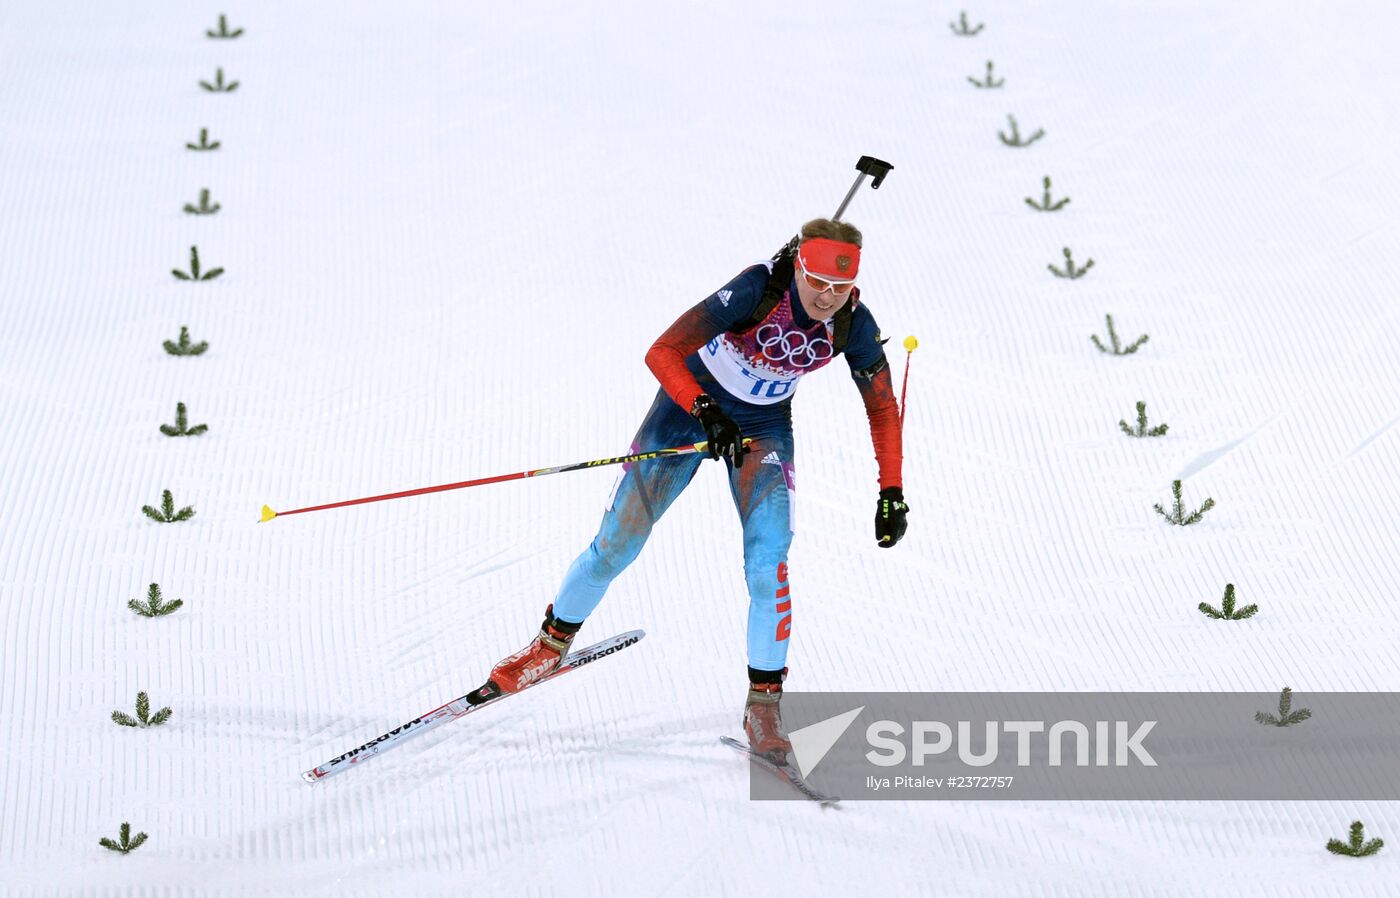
[691,394,746,467]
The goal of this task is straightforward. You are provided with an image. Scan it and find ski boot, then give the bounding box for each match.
[467,604,582,705]
[743,666,792,763]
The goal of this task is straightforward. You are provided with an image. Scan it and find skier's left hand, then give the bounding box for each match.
[875,487,908,547]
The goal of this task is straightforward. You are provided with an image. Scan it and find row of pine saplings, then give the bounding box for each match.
[946,9,1382,860]
[101,11,245,859]
[952,10,1213,529]
[951,12,1213,529]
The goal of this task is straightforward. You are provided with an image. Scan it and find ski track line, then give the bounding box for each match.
[1337,408,1400,464]
[1173,411,1282,482]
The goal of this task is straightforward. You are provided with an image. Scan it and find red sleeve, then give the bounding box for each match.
[855,366,903,491]
[644,300,729,412]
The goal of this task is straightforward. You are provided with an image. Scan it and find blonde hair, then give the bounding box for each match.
[799,218,863,247]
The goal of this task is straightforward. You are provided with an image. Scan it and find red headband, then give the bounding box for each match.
[797,238,860,281]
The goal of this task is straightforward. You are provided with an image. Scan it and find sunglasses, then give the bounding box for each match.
[797,257,856,295]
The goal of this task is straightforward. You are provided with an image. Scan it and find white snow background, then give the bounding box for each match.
[2,0,1399,895]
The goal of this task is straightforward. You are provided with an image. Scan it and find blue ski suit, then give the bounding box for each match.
[550,260,903,672]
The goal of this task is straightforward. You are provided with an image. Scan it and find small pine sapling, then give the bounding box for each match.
[999,115,1044,147]
[949,11,984,36]
[1049,247,1094,279]
[1154,479,1215,525]
[1025,176,1070,212]
[206,14,245,39]
[112,691,172,728]
[128,583,183,617]
[1091,314,1149,355]
[160,402,208,437]
[171,246,224,282]
[199,67,240,92]
[1120,401,1169,438]
[1254,687,1311,727]
[142,489,196,523]
[185,128,221,151]
[1327,821,1384,858]
[99,823,148,854]
[183,189,221,216]
[163,326,208,356]
[968,61,1003,88]
[1198,583,1257,620]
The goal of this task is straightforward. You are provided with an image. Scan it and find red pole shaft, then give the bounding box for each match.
[263,439,728,521]
[273,470,529,518]
[899,350,912,431]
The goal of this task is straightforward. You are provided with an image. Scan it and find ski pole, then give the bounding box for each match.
[899,335,918,431]
[260,438,751,522]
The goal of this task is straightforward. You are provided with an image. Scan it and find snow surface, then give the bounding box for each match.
[2,0,1400,895]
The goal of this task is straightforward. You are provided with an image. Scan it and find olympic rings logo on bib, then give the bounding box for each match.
[756,323,834,369]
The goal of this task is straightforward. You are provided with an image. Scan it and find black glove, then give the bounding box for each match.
[691,394,745,467]
[875,486,908,547]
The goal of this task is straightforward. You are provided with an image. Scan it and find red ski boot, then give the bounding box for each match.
[486,605,582,694]
[743,667,792,762]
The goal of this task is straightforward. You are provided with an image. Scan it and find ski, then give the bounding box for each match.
[302,629,645,783]
[720,735,841,806]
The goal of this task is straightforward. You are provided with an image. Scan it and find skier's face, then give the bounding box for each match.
[794,258,855,321]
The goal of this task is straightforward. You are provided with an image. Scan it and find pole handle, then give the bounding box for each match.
[833,155,894,222]
[856,155,894,189]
